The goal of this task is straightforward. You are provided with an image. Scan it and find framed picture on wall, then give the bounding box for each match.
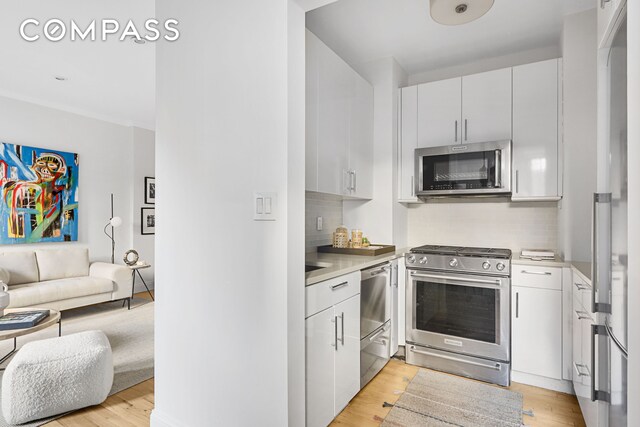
[141,207,155,235]
[145,177,155,204]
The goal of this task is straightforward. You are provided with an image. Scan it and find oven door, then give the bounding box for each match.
[415,140,512,197]
[405,269,510,362]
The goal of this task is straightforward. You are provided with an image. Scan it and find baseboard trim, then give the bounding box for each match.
[150,410,185,427]
[511,370,575,394]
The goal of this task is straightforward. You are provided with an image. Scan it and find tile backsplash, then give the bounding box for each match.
[407,199,558,254]
[306,192,343,253]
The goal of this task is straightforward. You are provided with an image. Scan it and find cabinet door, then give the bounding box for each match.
[512,286,562,379]
[417,78,462,147]
[461,68,512,143]
[317,37,350,196]
[305,307,336,427]
[512,59,559,200]
[334,294,361,415]
[305,31,320,192]
[349,75,374,199]
[399,86,418,202]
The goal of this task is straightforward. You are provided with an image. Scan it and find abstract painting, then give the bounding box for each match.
[0,143,79,244]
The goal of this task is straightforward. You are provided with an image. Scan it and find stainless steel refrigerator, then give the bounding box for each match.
[593,12,628,427]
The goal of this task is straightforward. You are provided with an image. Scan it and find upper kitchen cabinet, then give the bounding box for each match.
[398,86,419,203]
[512,59,561,201]
[417,78,462,147]
[306,30,373,199]
[461,68,512,143]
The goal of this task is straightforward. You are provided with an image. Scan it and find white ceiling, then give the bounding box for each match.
[306,0,595,76]
[0,0,155,129]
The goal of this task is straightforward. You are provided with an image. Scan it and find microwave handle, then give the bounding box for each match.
[495,150,501,188]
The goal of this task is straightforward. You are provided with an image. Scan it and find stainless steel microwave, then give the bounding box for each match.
[415,140,512,197]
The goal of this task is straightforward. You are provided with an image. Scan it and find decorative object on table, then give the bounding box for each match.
[318,244,396,256]
[332,225,349,248]
[351,229,363,248]
[520,249,555,261]
[362,237,370,248]
[0,142,79,244]
[123,249,139,266]
[1,330,113,425]
[103,193,122,264]
[0,284,8,318]
[140,208,155,235]
[144,177,155,204]
[0,310,49,331]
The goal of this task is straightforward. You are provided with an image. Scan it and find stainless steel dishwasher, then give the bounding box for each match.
[360,262,391,388]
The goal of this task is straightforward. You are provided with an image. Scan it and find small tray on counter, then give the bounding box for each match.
[316,244,396,256]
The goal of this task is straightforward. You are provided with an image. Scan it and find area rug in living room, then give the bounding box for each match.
[382,369,524,427]
[0,298,154,427]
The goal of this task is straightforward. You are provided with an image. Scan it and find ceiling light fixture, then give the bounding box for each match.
[430,0,494,26]
[54,76,67,81]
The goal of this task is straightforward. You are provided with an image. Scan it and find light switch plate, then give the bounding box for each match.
[316,216,323,231]
[254,192,277,221]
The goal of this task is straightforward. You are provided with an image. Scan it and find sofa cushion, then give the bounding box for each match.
[36,248,90,281]
[0,268,10,285]
[7,277,114,308]
[0,252,39,285]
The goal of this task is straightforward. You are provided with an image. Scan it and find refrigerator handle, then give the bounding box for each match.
[591,193,612,314]
[591,324,610,402]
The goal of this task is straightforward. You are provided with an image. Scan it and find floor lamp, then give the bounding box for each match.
[103,193,122,264]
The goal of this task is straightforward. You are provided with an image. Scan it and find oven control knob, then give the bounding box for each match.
[419,256,428,264]
[482,262,491,270]
[449,258,459,268]
[496,263,506,271]
[407,255,416,264]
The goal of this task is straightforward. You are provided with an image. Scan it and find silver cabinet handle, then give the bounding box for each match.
[369,266,388,277]
[464,119,468,141]
[331,316,338,349]
[591,324,610,402]
[515,170,519,193]
[515,292,519,318]
[339,312,345,345]
[331,281,348,291]
[520,270,552,276]
[454,120,458,142]
[592,193,612,314]
[574,282,589,291]
[368,326,387,342]
[350,171,356,192]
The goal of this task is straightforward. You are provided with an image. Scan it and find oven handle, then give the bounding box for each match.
[409,271,503,287]
[409,346,502,371]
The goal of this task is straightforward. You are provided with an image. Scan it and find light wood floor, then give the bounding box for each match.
[46,292,155,427]
[331,358,587,427]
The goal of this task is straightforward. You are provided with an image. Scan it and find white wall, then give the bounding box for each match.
[343,58,408,246]
[131,127,155,288]
[0,95,138,263]
[406,200,558,253]
[557,9,597,262]
[153,0,304,426]
[626,2,639,425]
[408,45,561,86]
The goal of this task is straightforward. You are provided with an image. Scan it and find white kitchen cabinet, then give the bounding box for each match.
[305,272,361,427]
[512,59,561,201]
[417,77,462,147]
[512,285,563,379]
[461,68,512,143]
[398,86,419,202]
[306,30,373,199]
[348,76,374,199]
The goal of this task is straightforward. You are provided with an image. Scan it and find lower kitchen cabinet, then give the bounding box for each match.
[306,272,361,427]
[511,266,563,383]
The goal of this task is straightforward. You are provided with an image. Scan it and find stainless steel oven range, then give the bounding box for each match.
[405,245,512,386]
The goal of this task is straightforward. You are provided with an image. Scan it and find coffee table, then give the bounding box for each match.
[0,308,62,367]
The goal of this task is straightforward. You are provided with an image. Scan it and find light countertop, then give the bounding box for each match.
[305,248,410,286]
[306,249,592,286]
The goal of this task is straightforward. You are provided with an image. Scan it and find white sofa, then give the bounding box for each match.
[0,248,132,311]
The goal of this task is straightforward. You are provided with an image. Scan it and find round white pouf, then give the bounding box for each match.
[1,330,113,425]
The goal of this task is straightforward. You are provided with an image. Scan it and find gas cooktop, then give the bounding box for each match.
[410,245,512,259]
